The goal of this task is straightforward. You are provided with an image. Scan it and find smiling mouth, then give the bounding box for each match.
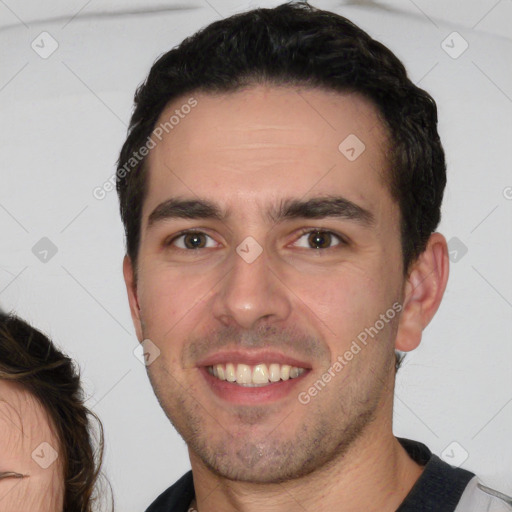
[207,362,307,387]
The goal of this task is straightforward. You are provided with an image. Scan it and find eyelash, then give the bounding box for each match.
[294,228,347,249]
[165,228,348,250]
[164,229,217,250]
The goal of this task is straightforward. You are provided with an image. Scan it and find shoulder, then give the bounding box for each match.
[397,438,512,512]
[145,471,195,512]
[455,477,512,512]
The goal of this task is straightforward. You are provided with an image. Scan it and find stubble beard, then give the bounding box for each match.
[148,355,391,485]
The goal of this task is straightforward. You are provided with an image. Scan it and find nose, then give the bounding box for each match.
[211,241,292,330]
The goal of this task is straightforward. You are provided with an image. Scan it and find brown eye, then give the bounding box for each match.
[167,231,218,250]
[307,231,333,249]
[293,229,344,250]
[182,232,207,249]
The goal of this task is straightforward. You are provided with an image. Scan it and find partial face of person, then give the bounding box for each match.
[0,380,64,511]
[125,85,407,482]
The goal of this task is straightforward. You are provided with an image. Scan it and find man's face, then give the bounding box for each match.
[0,380,64,511]
[125,85,407,482]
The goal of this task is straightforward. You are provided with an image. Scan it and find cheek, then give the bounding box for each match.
[284,260,399,344]
[138,266,197,321]
[137,266,217,359]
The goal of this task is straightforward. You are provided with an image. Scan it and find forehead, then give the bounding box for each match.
[0,380,60,469]
[144,85,393,222]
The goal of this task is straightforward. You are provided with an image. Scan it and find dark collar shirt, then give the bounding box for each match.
[145,438,512,511]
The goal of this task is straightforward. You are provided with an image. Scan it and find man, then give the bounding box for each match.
[117,3,511,511]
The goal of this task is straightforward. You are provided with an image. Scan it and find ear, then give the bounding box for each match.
[123,255,144,342]
[395,232,450,352]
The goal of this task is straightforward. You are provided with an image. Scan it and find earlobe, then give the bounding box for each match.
[395,232,450,352]
[122,255,144,341]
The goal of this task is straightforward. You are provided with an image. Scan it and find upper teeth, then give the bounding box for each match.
[208,363,306,387]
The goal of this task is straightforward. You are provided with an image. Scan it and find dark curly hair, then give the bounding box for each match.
[116,1,446,275]
[0,311,111,512]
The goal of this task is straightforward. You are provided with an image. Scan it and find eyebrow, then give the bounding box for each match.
[270,196,374,225]
[148,198,225,227]
[147,196,374,228]
[0,471,27,480]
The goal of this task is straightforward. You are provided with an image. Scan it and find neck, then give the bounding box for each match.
[189,421,423,512]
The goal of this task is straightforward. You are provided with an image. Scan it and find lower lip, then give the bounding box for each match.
[199,367,309,405]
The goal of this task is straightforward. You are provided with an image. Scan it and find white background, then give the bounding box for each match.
[1,0,511,510]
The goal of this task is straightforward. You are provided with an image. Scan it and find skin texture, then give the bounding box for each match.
[123,85,449,511]
[0,380,64,512]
